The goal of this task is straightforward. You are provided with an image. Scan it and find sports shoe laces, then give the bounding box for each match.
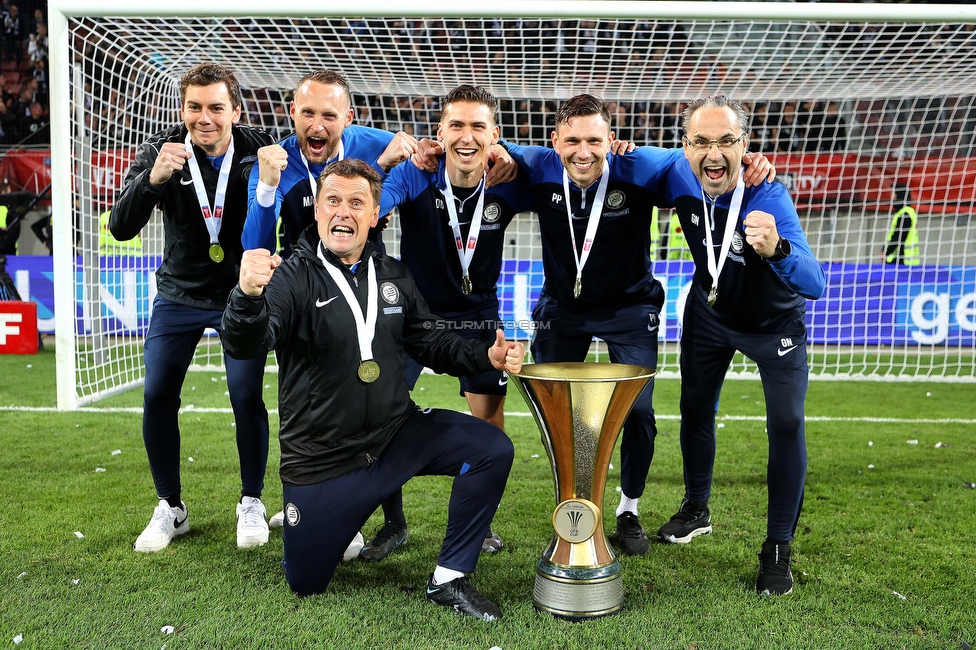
[372,521,406,546]
[239,500,265,528]
[449,577,493,608]
[149,502,179,528]
[672,501,706,523]
[760,544,791,576]
[616,513,644,538]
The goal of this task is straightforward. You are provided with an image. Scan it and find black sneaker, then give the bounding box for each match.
[358,520,409,561]
[756,540,794,596]
[424,574,502,621]
[657,499,712,544]
[609,512,650,555]
[481,528,505,554]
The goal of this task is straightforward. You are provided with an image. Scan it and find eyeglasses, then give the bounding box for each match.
[683,134,746,153]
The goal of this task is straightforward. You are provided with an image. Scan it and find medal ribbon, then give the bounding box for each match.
[184,133,234,248]
[562,160,610,296]
[317,242,378,364]
[442,169,487,291]
[700,169,745,303]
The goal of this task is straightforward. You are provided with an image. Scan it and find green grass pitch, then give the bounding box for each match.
[1,347,974,648]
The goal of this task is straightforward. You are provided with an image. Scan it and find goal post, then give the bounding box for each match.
[47,1,976,408]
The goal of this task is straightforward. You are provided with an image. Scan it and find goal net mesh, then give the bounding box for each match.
[59,13,976,405]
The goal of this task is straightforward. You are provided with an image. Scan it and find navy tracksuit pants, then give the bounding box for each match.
[142,296,269,499]
[281,408,514,596]
[531,295,660,501]
[679,298,809,542]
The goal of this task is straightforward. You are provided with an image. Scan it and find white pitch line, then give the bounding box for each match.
[1,405,974,424]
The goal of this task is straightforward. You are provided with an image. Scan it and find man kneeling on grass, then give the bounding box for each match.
[221,159,522,621]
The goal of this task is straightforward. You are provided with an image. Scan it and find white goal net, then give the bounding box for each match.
[48,1,976,408]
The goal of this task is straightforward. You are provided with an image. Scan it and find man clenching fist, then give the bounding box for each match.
[239,248,282,297]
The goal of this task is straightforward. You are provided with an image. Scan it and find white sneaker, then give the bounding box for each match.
[343,531,365,562]
[134,499,189,552]
[269,510,284,529]
[236,496,269,548]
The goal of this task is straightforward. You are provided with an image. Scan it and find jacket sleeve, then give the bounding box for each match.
[221,262,299,359]
[762,186,827,300]
[110,136,167,241]
[378,162,416,218]
[399,273,494,376]
[242,162,282,251]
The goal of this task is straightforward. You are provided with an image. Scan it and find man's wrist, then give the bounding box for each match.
[767,237,791,262]
[255,181,277,208]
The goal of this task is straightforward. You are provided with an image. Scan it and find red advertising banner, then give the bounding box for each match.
[769,153,976,213]
[91,149,137,202]
[3,148,974,214]
[0,150,51,201]
[0,301,39,355]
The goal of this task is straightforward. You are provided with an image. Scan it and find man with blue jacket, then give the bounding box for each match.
[654,96,826,597]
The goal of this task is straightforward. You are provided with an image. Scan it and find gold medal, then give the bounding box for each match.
[461,275,472,295]
[357,360,380,383]
[707,287,718,307]
[209,243,224,263]
[573,278,582,299]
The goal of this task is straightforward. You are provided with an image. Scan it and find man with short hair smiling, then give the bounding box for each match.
[222,159,523,620]
[373,85,531,560]
[656,95,825,596]
[111,63,275,553]
[501,94,774,556]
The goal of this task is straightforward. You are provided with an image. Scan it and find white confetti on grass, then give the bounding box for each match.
[530,454,540,459]
[95,467,106,473]
[907,440,918,445]
[868,464,875,469]
[188,457,194,462]
[892,591,907,600]
[17,572,26,579]
[717,423,726,429]
[868,441,873,446]
[72,579,79,585]
[13,634,23,644]
[161,626,174,635]
[74,531,85,539]
[934,442,945,448]
[111,449,121,456]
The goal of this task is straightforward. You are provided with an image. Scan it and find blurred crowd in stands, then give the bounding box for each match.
[8,5,976,160]
[1,1,48,145]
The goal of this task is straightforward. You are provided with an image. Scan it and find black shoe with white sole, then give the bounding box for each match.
[657,499,712,544]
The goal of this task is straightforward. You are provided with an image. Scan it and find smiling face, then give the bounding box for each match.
[683,105,747,198]
[314,172,380,265]
[180,82,241,156]
[551,113,614,189]
[291,80,354,165]
[437,99,499,187]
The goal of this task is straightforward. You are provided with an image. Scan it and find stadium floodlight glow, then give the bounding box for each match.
[48,1,976,408]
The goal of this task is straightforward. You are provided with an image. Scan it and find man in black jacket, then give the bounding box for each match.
[111,63,275,554]
[222,159,522,621]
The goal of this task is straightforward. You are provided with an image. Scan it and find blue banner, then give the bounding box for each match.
[6,256,976,347]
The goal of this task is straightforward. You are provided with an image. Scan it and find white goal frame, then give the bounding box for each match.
[48,1,976,409]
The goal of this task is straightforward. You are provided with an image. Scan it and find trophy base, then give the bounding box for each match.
[532,557,624,621]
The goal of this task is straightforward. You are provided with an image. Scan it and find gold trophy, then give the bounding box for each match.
[509,362,655,621]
